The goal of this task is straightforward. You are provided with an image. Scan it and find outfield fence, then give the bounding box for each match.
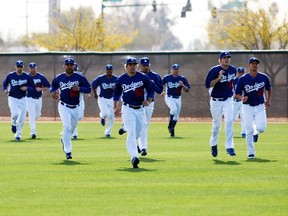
[0,51,287,120]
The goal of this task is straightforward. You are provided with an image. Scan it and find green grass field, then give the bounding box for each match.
[0,121,287,216]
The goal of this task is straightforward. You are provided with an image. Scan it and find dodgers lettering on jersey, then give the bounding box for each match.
[162,74,190,97]
[50,72,91,105]
[141,70,163,94]
[3,71,35,99]
[113,71,154,106]
[235,72,271,106]
[205,65,236,99]
[27,73,51,98]
[91,74,118,99]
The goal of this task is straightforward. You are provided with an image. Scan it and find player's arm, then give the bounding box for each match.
[91,79,99,99]
[179,77,190,92]
[50,77,60,100]
[209,70,224,87]
[3,76,10,95]
[265,89,272,108]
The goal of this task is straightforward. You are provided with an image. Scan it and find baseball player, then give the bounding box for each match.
[26,62,51,139]
[235,57,272,159]
[205,51,237,157]
[91,64,117,137]
[113,57,154,169]
[50,58,91,160]
[136,57,163,156]
[71,62,87,139]
[3,60,35,141]
[161,64,190,137]
[232,67,246,138]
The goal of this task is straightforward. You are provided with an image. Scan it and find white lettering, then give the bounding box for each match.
[122,81,143,93]
[244,82,265,93]
[59,81,79,90]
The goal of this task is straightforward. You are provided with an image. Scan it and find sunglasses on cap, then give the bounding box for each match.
[17,66,23,68]
[127,63,137,66]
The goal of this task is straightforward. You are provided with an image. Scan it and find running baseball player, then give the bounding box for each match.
[50,58,91,160]
[235,57,272,159]
[232,67,246,138]
[205,51,237,157]
[161,64,190,137]
[3,60,35,141]
[26,62,51,139]
[113,57,154,169]
[91,64,117,137]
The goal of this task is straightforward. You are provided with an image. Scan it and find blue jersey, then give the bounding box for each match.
[113,71,154,106]
[162,74,190,97]
[205,65,236,99]
[141,70,163,94]
[91,74,118,99]
[50,72,91,105]
[3,71,35,99]
[27,72,51,98]
[235,72,271,106]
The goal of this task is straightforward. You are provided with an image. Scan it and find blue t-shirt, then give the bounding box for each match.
[91,74,118,99]
[27,72,51,98]
[162,74,190,97]
[141,70,163,95]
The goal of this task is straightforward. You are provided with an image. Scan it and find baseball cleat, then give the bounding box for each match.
[131,157,140,168]
[253,134,258,142]
[72,135,78,139]
[15,137,20,141]
[118,127,126,135]
[248,154,255,159]
[226,148,236,156]
[11,125,16,134]
[105,134,111,138]
[140,149,147,156]
[170,130,175,137]
[31,134,36,139]
[100,118,105,126]
[211,145,218,157]
[137,146,141,153]
[241,133,246,138]
[66,152,72,160]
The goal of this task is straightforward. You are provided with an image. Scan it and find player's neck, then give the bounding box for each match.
[249,70,258,77]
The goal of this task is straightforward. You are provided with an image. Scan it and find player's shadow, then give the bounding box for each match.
[140,157,165,163]
[213,159,241,165]
[245,158,277,163]
[116,167,157,172]
[98,136,116,140]
[54,160,89,166]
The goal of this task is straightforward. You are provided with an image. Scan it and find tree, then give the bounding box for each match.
[24,6,136,51]
[207,4,288,50]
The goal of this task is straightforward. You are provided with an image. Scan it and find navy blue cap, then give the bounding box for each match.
[106,64,113,70]
[126,57,137,64]
[64,58,75,65]
[140,57,150,66]
[16,60,24,67]
[219,51,231,59]
[237,67,245,73]
[172,64,180,70]
[74,62,78,71]
[29,62,37,68]
[248,57,260,64]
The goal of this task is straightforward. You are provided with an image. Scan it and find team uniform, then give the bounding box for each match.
[235,57,272,158]
[162,64,190,137]
[26,63,51,138]
[113,57,154,168]
[50,58,91,159]
[3,60,35,141]
[232,67,245,137]
[205,51,236,157]
[137,57,163,155]
[91,67,117,137]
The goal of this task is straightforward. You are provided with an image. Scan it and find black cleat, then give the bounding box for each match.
[118,127,127,135]
[137,146,141,153]
[131,157,140,168]
[211,145,218,157]
[66,152,72,160]
[226,148,236,156]
[31,134,36,139]
[170,130,175,137]
[140,149,147,156]
[12,125,16,134]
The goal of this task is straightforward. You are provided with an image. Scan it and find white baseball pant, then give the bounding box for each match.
[26,97,42,136]
[8,96,26,138]
[72,93,84,137]
[98,97,114,136]
[209,97,234,148]
[233,100,245,134]
[165,96,181,121]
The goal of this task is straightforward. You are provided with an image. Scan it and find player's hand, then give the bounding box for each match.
[161,92,165,97]
[51,91,59,100]
[218,70,224,79]
[242,96,248,103]
[20,86,27,91]
[142,101,150,107]
[4,90,9,95]
[114,107,120,116]
[179,80,184,86]
[265,100,271,108]
[36,87,42,92]
[72,85,80,91]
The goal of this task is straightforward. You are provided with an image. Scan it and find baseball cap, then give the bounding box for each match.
[219,51,231,59]
[237,67,245,73]
[140,57,150,66]
[16,60,24,67]
[248,57,260,64]
[106,64,113,70]
[29,62,37,68]
[126,57,137,64]
[172,64,180,70]
[64,58,75,65]
[74,62,78,71]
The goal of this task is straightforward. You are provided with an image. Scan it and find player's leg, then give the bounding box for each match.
[138,104,153,154]
[254,104,267,135]
[209,99,223,147]
[15,97,27,140]
[27,97,37,137]
[223,97,235,151]
[242,104,255,158]
[104,102,114,137]
[8,97,19,133]
[165,96,177,136]
[98,97,109,126]
[239,104,246,137]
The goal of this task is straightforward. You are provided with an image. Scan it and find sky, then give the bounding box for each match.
[0,0,288,50]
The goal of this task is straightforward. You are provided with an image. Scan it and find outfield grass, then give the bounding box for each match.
[0,121,287,216]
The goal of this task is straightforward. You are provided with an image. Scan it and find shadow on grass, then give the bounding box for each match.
[213,159,241,165]
[163,136,184,140]
[53,160,89,166]
[245,158,277,163]
[97,137,117,140]
[140,157,165,163]
[116,167,157,172]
